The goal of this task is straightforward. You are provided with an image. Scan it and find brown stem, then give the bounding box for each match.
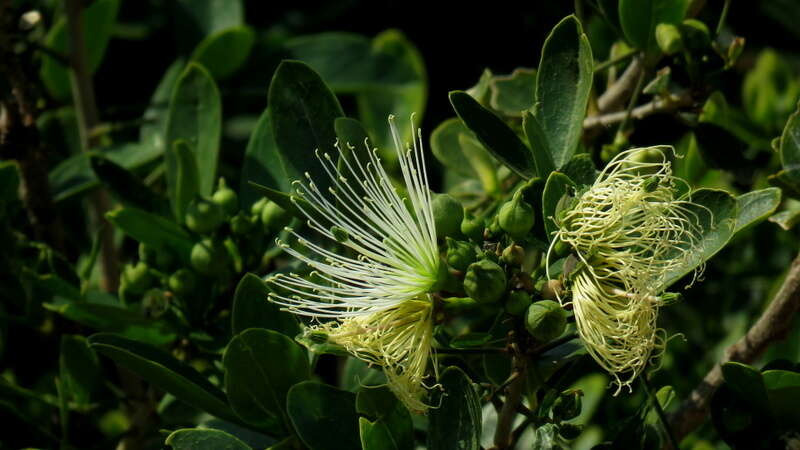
[492,354,527,450]
[64,0,119,292]
[596,56,643,113]
[667,251,800,443]
[583,92,694,131]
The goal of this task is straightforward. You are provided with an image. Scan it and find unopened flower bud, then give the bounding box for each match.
[656,23,683,55]
[138,242,157,264]
[505,290,532,316]
[168,268,198,296]
[211,178,239,217]
[498,193,535,240]
[230,211,254,235]
[121,262,154,294]
[261,201,291,234]
[251,197,268,216]
[185,197,224,234]
[501,244,525,266]
[190,238,230,276]
[525,300,567,342]
[461,213,484,242]
[142,288,169,318]
[464,259,507,304]
[446,238,477,271]
[432,194,464,239]
[553,389,583,420]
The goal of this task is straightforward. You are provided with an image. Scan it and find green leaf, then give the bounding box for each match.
[449,332,492,349]
[40,0,120,99]
[239,109,289,208]
[489,68,537,116]
[449,91,535,178]
[663,189,738,287]
[287,381,361,450]
[165,428,252,450]
[721,362,771,413]
[762,369,800,426]
[734,188,782,234]
[356,386,414,450]
[165,62,222,197]
[191,26,255,80]
[223,329,309,432]
[618,0,688,51]
[247,181,311,223]
[0,161,20,205]
[542,172,577,239]
[430,118,498,193]
[780,100,800,170]
[268,60,344,194]
[60,335,102,409]
[168,140,201,222]
[341,358,387,392]
[88,333,241,424]
[428,366,481,450]
[141,60,185,159]
[523,111,556,177]
[231,274,299,338]
[560,153,598,187]
[45,302,176,346]
[743,51,800,133]
[89,154,167,213]
[105,207,194,262]
[534,15,593,168]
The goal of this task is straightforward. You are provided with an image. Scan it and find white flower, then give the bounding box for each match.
[267,115,440,412]
[548,147,707,392]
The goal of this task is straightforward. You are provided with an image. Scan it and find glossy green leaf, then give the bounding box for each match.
[734,188,781,234]
[780,100,800,170]
[239,109,289,208]
[534,15,593,168]
[268,61,344,193]
[165,428,251,450]
[45,302,176,346]
[357,386,414,450]
[428,366,481,450]
[60,335,102,408]
[341,358,387,392]
[721,362,771,412]
[223,328,309,431]
[560,153,597,187]
[165,63,222,197]
[618,0,688,51]
[231,274,299,338]
[763,369,800,426]
[88,333,240,424]
[191,26,255,80]
[168,140,201,222]
[106,207,194,262]
[449,332,492,349]
[247,181,312,223]
[175,0,243,37]
[89,154,167,213]
[287,381,360,450]
[522,111,556,177]
[489,68,537,116]
[40,0,120,99]
[663,189,738,287]
[542,172,577,239]
[141,60,185,159]
[335,117,373,176]
[449,91,535,178]
[743,50,800,133]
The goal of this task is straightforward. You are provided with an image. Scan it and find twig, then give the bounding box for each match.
[642,376,679,450]
[492,352,527,450]
[618,67,647,134]
[715,0,732,36]
[583,92,694,131]
[597,56,643,113]
[594,50,637,74]
[667,251,800,442]
[529,332,579,357]
[65,0,119,292]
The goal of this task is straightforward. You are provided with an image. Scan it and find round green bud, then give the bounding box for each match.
[168,268,198,296]
[680,18,710,50]
[445,237,477,271]
[121,262,154,294]
[230,211,254,236]
[211,178,239,217]
[525,300,567,342]
[655,23,683,55]
[501,244,525,266]
[251,197,268,217]
[432,194,464,239]
[461,213,484,242]
[552,389,583,421]
[190,238,230,276]
[185,197,224,235]
[498,194,535,240]
[142,288,169,318]
[505,290,532,316]
[261,201,291,234]
[463,259,507,304]
[138,242,158,264]
[558,423,583,440]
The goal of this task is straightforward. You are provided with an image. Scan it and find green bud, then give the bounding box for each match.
[525,300,567,342]
[230,211,254,236]
[211,178,239,217]
[142,288,169,318]
[446,237,477,271]
[168,268,198,296]
[655,23,683,55]
[138,242,157,264]
[552,389,583,421]
[461,213,485,242]
[501,244,525,266]
[680,18,710,50]
[441,296,479,312]
[261,201,291,234]
[726,37,745,68]
[432,194,464,239]
[498,193,535,240]
[558,423,583,440]
[185,197,224,234]
[464,259,507,304]
[330,226,350,243]
[505,290,532,316]
[190,238,230,276]
[121,262,154,294]
[251,197,268,216]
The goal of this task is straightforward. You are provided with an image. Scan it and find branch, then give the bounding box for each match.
[65,0,119,292]
[491,352,527,450]
[596,56,643,113]
[583,92,693,131]
[667,250,800,442]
